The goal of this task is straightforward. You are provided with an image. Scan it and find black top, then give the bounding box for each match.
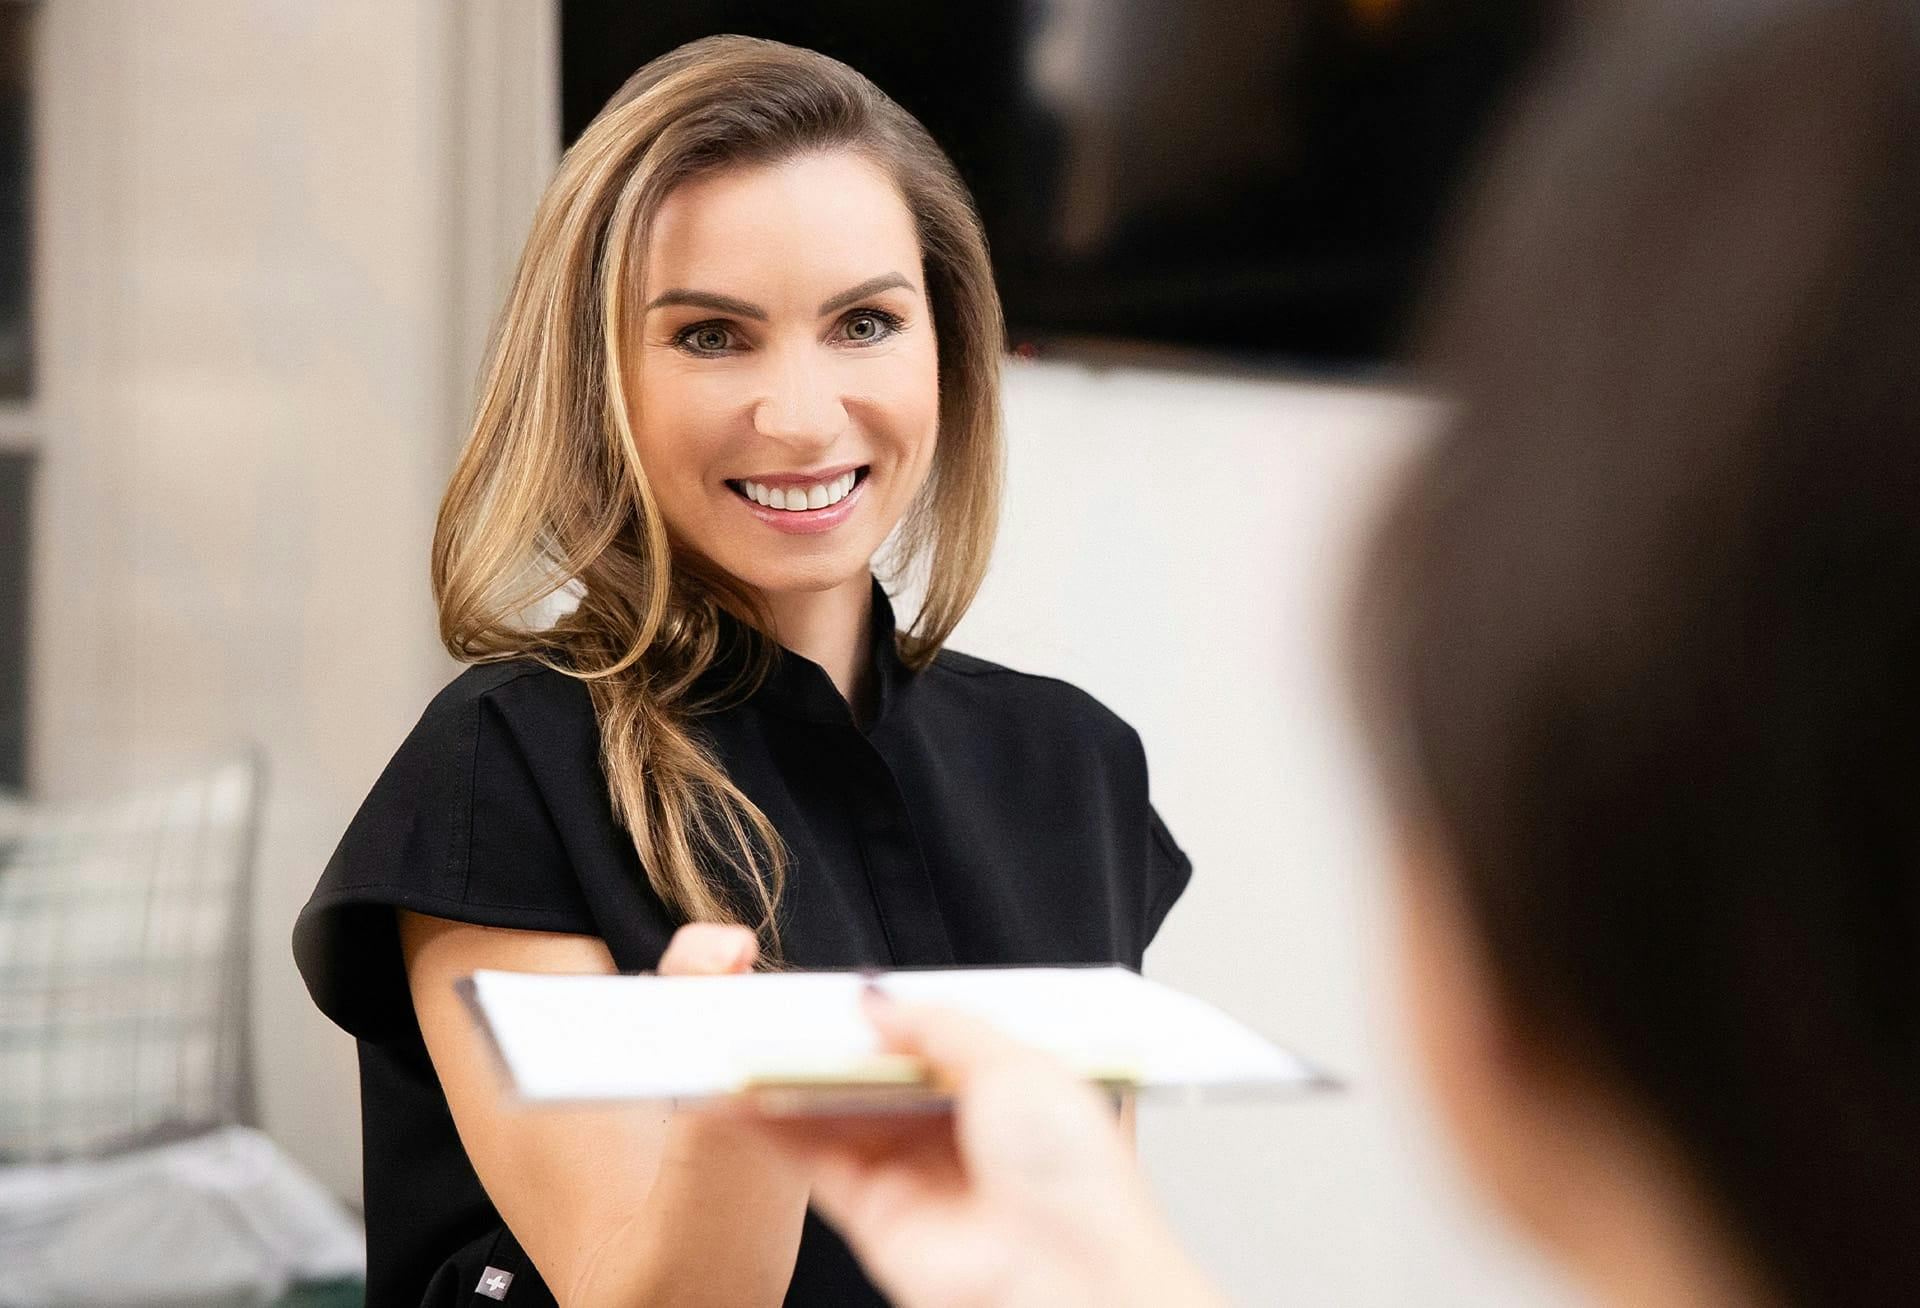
[292,581,1191,1307]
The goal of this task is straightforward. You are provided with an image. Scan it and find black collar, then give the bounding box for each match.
[707,576,912,729]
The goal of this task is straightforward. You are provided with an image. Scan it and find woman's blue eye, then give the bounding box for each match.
[677,324,735,354]
[676,311,901,354]
[842,309,903,344]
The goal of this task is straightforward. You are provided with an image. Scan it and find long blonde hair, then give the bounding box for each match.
[431,37,1003,955]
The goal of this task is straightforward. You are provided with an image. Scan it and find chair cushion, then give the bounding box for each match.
[0,760,258,1161]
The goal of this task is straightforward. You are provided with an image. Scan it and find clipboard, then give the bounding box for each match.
[459,964,1332,1111]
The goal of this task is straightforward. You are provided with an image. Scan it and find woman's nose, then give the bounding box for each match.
[752,350,848,450]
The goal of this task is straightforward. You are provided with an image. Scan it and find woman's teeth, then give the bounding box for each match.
[735,469,859,512]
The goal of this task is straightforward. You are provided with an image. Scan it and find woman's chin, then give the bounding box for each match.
[721,551,874,599]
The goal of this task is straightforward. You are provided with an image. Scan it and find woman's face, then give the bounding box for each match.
[628,150,941,600]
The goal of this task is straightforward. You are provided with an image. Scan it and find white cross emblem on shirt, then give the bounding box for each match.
[476,1266,515,1300]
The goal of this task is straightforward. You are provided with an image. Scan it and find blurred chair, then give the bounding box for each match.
[0,756,364,1306]
[0,755,261,1160]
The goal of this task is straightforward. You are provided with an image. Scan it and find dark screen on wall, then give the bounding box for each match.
[560,0,1548,371]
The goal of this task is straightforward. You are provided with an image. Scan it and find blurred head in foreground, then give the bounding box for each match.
[1357,2,1920,1303]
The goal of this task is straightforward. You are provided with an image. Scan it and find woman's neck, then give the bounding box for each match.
[760,572,875,716]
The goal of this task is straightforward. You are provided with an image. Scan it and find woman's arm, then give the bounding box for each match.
[399,915,811,1308]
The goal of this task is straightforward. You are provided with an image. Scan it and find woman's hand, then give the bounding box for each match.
[739,991,1227,1308]
[655,921,760,976]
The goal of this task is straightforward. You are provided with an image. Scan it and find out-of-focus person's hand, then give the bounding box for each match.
[742,990,1228,1308]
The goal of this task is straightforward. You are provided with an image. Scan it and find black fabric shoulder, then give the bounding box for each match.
[293,660,606,1043]
[926,648,1010,678]
[925,647,1135,748]
[922,647,1192,954]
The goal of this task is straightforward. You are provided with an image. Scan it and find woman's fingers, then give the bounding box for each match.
[864,992,1084,1099]
[863,992,1028,1078]
[807,1128,961,1242]
[865,992,1140,1190]
[657,922,758,976]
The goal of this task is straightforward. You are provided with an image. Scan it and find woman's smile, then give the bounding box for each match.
[725,464,872,535]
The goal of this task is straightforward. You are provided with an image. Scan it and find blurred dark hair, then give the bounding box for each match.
[1355,1,1920,1303]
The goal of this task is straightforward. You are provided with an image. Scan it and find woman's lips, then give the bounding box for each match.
[727,466,870,535]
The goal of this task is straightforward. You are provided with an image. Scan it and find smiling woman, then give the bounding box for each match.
[290,35,1190,1308]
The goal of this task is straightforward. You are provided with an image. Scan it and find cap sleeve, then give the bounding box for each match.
[1104,714,1193,961]
[1144,803,1193,947]
[292,665,602,1044]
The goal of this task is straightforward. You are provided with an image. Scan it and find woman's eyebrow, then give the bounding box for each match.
[817,273,914,317]
[643,273,915,321]
[644,289,767,320]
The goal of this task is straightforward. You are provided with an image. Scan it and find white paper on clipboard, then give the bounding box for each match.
[460,965,1330,1109]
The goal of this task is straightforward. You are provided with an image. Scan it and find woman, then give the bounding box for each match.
[741,2,1920,1305]
[291,36,1190,1308]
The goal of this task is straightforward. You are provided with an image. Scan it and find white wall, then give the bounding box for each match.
[29,0,554,1202]
[953,360,1584,1307]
